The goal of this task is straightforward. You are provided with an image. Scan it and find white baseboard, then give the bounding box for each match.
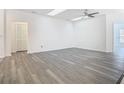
[0,57,3,62]
[5,54,11,57]
[0,56,5,59]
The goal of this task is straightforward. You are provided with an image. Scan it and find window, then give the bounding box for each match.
[120,29,124,43]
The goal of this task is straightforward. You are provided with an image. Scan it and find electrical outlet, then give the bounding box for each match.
[0,58,3,62]
[41,45,43,48]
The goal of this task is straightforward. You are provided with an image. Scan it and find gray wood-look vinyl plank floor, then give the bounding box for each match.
[0,48,124,84]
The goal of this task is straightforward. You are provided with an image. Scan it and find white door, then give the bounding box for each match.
[15,22,28,52]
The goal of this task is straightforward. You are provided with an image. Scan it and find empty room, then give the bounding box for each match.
[0,9,124,84]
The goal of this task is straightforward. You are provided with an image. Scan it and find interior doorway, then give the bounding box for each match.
[113,23,124,56]
[12,22,28,53]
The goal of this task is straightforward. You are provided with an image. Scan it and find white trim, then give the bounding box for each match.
[0,56,5,59]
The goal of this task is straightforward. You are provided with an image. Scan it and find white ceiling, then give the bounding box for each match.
[13,9,53,15]
[54,9,98,20]
[8,9,124,21]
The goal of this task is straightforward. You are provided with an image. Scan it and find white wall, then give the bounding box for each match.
[0,9,4,58]
[106,14,124,52]
[6,11,74,55]
[6,10,120,56]
[73,15,106,52]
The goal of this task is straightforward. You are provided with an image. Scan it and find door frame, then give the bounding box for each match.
[14,22,29,52]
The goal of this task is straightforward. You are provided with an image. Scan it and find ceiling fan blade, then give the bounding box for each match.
[88,15,95,17]
[88,12,99,16]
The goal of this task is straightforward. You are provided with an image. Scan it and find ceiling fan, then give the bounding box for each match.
[82,9,99,17]
[72,9,99,21]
